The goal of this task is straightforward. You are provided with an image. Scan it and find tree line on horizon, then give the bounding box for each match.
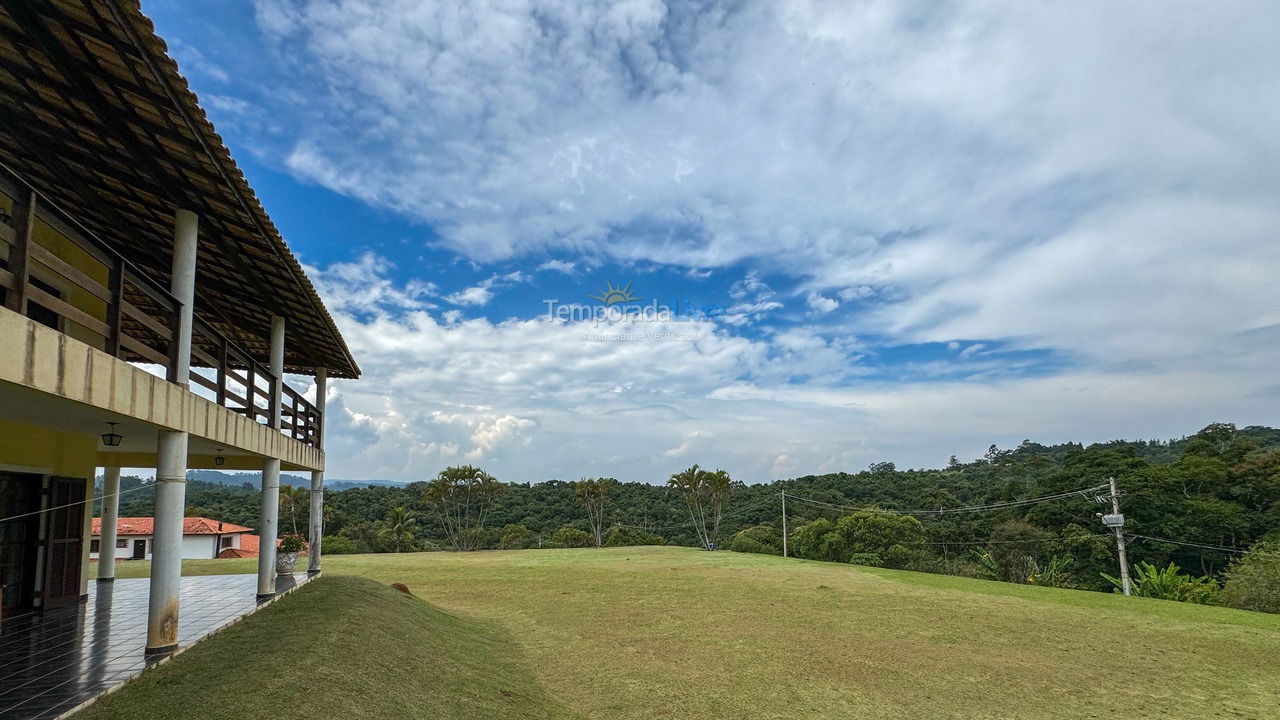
[102,423,1280,612]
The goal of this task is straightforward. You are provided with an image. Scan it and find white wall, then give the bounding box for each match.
[91,533,243,560]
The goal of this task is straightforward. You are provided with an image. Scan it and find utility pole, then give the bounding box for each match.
[1099,476,1131,596]
[781,490,788,558]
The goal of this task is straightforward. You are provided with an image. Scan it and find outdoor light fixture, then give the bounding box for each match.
[100,422,123,447]
[215,449,225,466]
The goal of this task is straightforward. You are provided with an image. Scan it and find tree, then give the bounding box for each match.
[667,465,733,550]
[378,506,417,553]
[423,465,505,551]
[552,525,593,548]
[1221,541,1280,613]
[278,485,307,536]
[728,525,782,555]
[574,477,617,547]
[499,523,536,549]
[603,525,665,547]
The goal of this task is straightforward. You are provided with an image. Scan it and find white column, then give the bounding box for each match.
[269,315,285,429]
[147,209,197,655]
[308,368,327,573]
[171,209,198,386]
[147,431,188,653]
[257,315,286,597]
[257,458,281,597]
[97,467,121,581]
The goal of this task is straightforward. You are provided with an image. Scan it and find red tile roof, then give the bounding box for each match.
[91,517,254,536]
[217,548,257,559]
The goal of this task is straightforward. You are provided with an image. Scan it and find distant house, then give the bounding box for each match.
[216,534,307,559]
[218,534,260,559]
[91,518,254,561]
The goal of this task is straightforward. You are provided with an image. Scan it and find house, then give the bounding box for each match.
[91,517,255,561]
[0,0,359,657]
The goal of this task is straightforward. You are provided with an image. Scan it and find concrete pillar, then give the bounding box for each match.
[308,368,327,573]
[97,467,121,581]
[146,209,197,655]
[257,458,281,598]
[269,315,285,429]
[257,315,286,598]
[147,431,188,654]
[171,209,198,386]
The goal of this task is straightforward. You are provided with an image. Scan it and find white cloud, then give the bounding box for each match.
[442,270,528,307]
[537,259,576,274]
[445,285,494,307]
[232,2,1280,482]
[251,0,1280,373]
[312,258,1280,484]
[805,293,839,314]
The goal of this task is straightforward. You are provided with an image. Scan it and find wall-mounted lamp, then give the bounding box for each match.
[101,422,123,447]
[215,449,226,466]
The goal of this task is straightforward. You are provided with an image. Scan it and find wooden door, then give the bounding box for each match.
[0,472,41,614]
[43,476,85,608]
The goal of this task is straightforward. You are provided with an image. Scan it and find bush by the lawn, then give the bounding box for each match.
[1222,541,1280,613]
[728,525,783,555]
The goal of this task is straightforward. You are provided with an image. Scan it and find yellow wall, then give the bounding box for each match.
[0,419,98,598]
[0,419,98,476]
[1,189,111,351]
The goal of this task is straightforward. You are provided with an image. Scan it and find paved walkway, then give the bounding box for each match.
[0,573,311,719]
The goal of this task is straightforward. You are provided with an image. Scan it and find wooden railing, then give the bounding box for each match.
[0,166,322,447]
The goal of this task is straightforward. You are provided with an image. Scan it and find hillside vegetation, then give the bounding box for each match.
[102,423,1280,600]
[92,548,1280,719]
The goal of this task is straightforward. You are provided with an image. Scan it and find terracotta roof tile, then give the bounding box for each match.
[92,517,254,536]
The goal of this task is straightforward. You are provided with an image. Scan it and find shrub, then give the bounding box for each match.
[791,512,931,568]
[847,552,883,567]
[728,525,782,555]
[1027,555,1075,588]
[986,520,1052,584]
[1103,561,1219,603]
[498,524,536,549]
[552,525,593,548]
[603,525,666,547]
[278,534,307,553]
[321,535,357,555]
[1221,542,1280,613]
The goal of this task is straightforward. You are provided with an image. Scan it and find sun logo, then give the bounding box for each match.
[588,280,642,306]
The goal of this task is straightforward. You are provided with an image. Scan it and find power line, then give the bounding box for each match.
[613,494,778,533]
[1125,533,1277,556]
[0,481,155,525]
[782,484,1108,517]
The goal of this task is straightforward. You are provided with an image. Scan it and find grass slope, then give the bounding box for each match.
[98,547,1280,719]
[76,575,577,720]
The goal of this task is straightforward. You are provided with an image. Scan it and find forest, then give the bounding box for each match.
[102,422,1280,608]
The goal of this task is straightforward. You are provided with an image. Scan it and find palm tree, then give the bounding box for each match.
[379,506,417,553]
[423,465,505,550]
[278,485,307,535]
[666,465,733,550]
[574,477,617,547]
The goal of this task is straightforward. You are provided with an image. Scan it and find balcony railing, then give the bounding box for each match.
[0,166,321,448]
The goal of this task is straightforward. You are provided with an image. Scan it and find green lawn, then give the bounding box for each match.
[89,547,1280,719]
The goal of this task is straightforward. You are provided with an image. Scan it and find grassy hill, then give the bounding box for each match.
[77,575,576,720]
[95,547,1280,719]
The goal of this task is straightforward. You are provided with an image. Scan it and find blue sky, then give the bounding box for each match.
[142,1,1280,483]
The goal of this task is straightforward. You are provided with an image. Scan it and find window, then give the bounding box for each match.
[220,536,234,548]
[116,539,128,548]
[90,539,100,553]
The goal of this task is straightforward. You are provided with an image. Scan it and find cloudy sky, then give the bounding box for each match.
[145,0,1280,484]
